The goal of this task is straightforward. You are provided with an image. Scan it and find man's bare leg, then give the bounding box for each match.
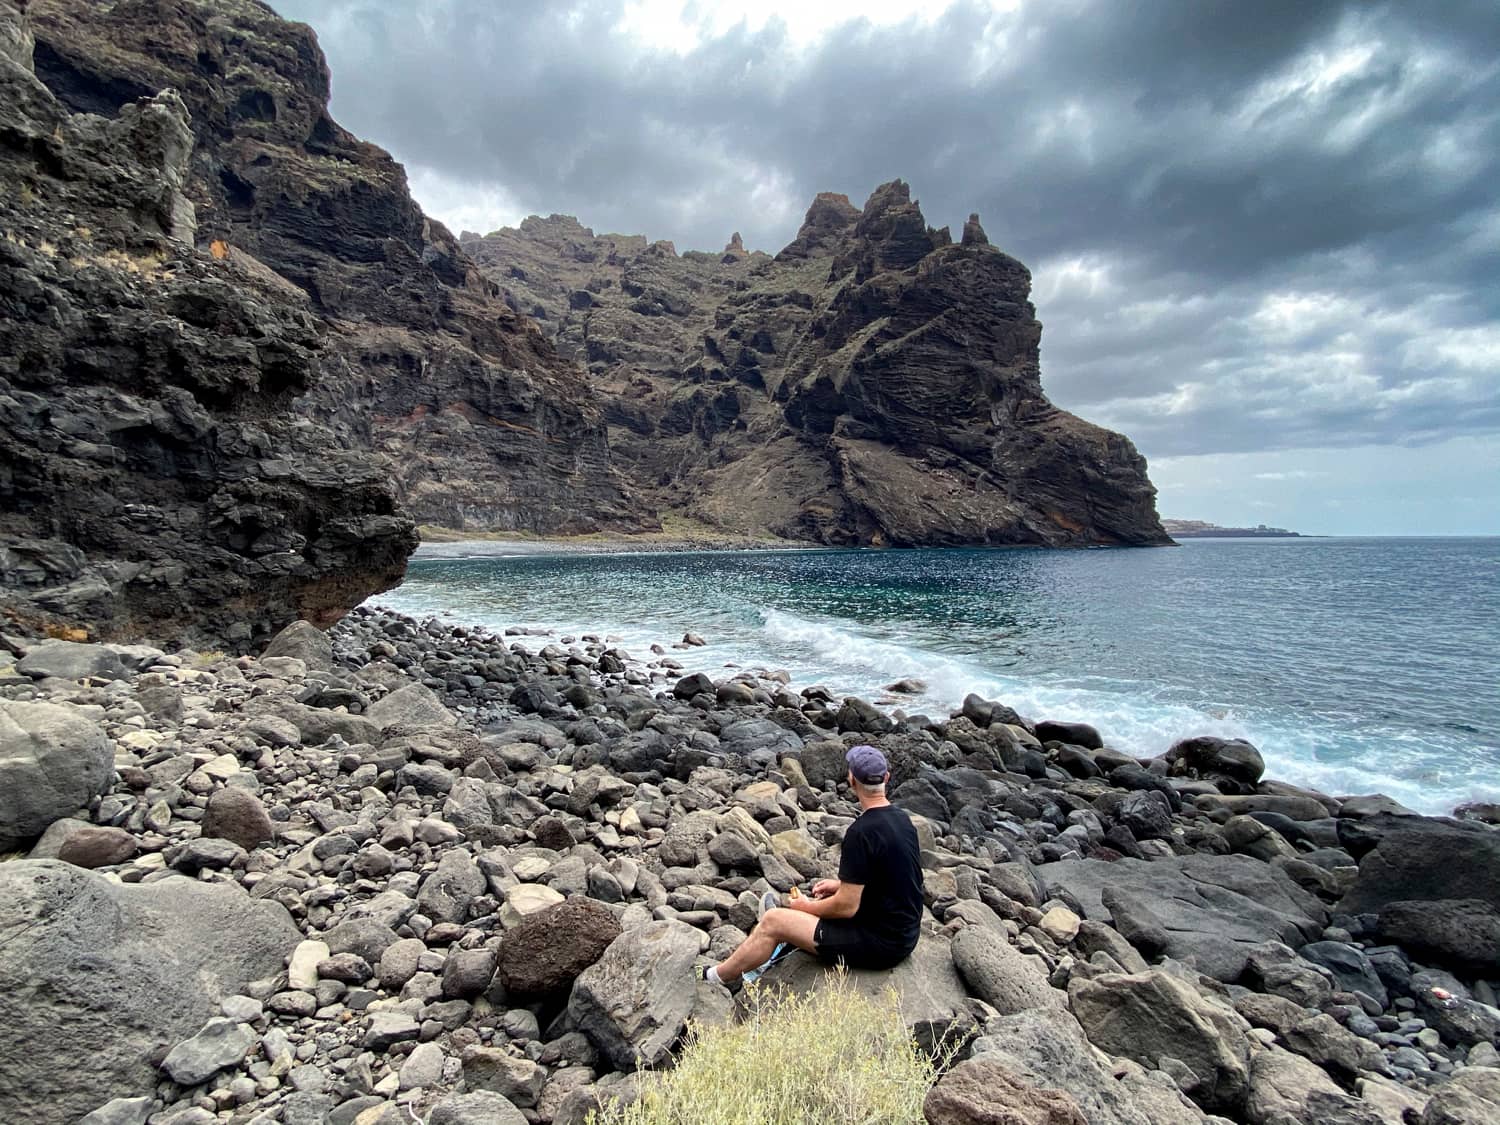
[713,908,820,985]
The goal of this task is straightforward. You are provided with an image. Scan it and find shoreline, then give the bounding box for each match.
[411,528,1195,557]
[2,605,1498,1123]
[377,546,1500,821]
[415,525,814,556]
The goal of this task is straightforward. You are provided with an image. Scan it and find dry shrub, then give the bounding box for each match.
[592,970,938,1125]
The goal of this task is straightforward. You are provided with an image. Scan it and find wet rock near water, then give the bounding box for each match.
[0,606,1496,1125]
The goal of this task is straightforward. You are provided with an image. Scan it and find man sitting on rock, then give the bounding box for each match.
[704,745,924,987]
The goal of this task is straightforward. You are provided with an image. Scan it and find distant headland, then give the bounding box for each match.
[1163,519,1305,538]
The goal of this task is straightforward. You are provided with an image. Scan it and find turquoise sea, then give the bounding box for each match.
[371,537,1500,816]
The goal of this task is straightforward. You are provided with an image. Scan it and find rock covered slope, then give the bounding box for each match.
[27,0,653,536]
[0,0,415,649]
[2,615,1497,1124]
[467,184,1171,546]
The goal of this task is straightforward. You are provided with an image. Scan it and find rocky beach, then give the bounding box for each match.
[1,1,1495,1123]
[2,608,1498,1125]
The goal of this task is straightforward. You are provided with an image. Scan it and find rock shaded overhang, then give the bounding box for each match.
[27,0,656,537]
[469,182,1171,547]
[0,0,418,650]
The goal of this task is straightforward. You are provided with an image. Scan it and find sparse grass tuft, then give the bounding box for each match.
[94,247,168,275]
[591,971,939,1125]
[189,650,227,668]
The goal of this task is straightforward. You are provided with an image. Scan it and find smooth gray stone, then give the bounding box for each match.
[0,700,113,850]
[78,1097,154,1125]
[1041,853,1327,981]
[426,1090,528,1125]
[15,639,128,682]
[161,1018,256,1085]
[0,861,297,1125]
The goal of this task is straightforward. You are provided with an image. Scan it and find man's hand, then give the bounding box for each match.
[811,879,840,899]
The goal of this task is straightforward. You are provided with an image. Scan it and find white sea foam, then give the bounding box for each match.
[372,550,1500,818]
[670,606,1499,815]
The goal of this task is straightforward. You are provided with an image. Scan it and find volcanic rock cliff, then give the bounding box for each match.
[467,184,1170,546]
[0,0,415,649]
[27,0,652,536]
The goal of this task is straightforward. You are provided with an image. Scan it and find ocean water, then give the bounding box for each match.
[370,537,1500,816]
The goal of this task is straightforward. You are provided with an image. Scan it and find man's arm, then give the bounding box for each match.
[791,881,863,919]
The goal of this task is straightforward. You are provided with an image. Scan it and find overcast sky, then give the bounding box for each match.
[273,0,1498,534]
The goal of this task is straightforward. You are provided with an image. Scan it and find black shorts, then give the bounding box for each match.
[813,919,913,971]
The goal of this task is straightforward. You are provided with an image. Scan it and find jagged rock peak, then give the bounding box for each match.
[776,191,861,261]
[519,213,595,238]
[962,212,989,246]
[724,231,744,253]
[833,178,943,276]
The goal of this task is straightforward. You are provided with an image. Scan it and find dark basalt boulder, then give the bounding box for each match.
[1376,899,1500,977]
[467,180,1170,548]
[1338,817,1500,913]
[1163,736,1266,793]
[499,897,623,998]
[0,0,415,649]
[1035,720,1104,750]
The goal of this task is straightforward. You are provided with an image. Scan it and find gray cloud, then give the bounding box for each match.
[271,0,1499,507]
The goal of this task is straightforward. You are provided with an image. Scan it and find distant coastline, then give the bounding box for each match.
[1163,518,1305,538]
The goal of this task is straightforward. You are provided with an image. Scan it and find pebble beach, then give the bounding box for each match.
[2,605,1499,1124]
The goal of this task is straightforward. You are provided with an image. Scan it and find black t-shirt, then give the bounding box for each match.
[838,804,923,954]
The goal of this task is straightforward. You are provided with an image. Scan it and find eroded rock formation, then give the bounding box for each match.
[0,0,415,649]
[27,0,653,537]
[469,182,1170,546]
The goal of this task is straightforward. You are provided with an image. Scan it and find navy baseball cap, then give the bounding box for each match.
[846,745,889,784]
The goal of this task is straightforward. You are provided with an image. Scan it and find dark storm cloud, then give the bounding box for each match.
[271,0,1499,463]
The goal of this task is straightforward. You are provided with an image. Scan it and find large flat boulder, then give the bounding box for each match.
[568,920,717,1072]
[1068,970,1252,1116]
[759,932,971,1029]
[1040,854,1328,981]
[1377,899,1500,977]
[923,1058,1089,1125]
[970,1007,1205,1125]
[0,699,114,849]
[14,639,128,682]
[366,682,457,732]
[0,860,299,1125]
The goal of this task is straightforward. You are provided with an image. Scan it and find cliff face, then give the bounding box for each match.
[0,0,416,649]
[12,0,1164,574]
[467,183,1170,546]
[28,0,652,536]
